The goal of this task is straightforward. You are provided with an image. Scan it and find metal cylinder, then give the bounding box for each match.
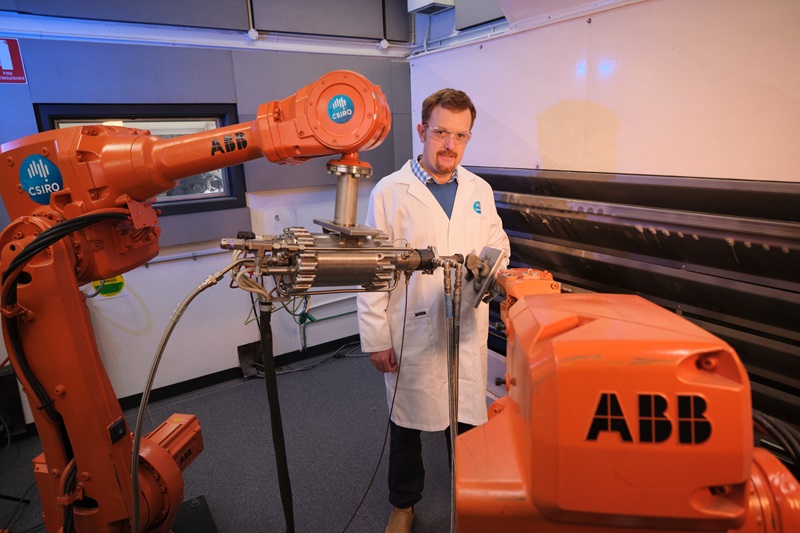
[309,251,391,286]
[328,156,371,228]
[333,172,360,227]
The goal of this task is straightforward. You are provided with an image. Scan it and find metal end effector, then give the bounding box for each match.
[220,230,437,298]
[463,246,508,308]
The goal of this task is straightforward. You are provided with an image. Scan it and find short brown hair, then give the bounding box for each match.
[421,89,476,129]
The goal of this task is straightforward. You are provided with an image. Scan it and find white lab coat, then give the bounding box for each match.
[357,161,510,431]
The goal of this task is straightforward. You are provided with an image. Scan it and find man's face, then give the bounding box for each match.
[416,106,472,184]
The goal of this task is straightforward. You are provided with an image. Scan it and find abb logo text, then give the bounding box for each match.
[586,393,712,444]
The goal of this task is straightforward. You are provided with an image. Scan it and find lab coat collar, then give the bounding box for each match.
[399,160,477,216]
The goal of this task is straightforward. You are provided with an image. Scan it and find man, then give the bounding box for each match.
[356,88,510,532]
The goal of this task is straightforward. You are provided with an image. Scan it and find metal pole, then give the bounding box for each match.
[443,265,457,533]
[433,256,460,533]
[451,262,462,533]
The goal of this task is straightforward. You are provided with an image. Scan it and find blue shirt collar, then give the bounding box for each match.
[412,156,458,185]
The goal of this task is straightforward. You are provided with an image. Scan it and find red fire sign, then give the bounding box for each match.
[0,38,27,84]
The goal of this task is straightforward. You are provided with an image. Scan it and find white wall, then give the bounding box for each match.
[410,0,800,182]
[84,246,260,397]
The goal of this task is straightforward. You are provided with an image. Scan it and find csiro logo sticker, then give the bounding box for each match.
[473,201,482,214]
[328,94,354,124]
[20,154,63,205]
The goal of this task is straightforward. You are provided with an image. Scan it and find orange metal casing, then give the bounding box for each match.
[135,414,204,531]
[457,292,754,532]
[256,69,390,164]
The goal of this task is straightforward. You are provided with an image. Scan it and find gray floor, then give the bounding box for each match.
[0,347,455,532]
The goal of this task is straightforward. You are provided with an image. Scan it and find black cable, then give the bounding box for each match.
[264,343,364,376]
[753,410,800,479]
[273,354,338,376]
[1,481,37,531]
[1,213,127,449]
[258,300,295,533]
[753,410,797,463]
[771,419,800,463]
[62,464,77,533]
[3,213,127,284]
[3,214,128,412]
[783,422,800,453]
[4,316,61,426]
[254,342,364,377]
[255,342,364,376]
[340,276,410,533]
[334,342,363,358]
[0,417,37,532]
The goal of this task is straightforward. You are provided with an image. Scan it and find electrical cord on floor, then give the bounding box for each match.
[1,481,37,532]
[0,411,38,533]
[269,342,362,376]
[339,275,411,533]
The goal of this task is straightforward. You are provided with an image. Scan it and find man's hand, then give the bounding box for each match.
[370,348,398,373]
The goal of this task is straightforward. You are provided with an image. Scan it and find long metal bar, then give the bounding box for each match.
[432,256,463,533]
[496,192,800,240]
[475,166,800,222]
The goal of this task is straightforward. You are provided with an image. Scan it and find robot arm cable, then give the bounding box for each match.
[1,212,129,285]
[1,212,129,430]
[60,462,78,533]
[753,409,800,479]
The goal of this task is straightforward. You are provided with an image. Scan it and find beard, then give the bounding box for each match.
[433,149,459,175]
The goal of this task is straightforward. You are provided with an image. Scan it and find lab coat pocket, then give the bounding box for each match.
[389,309,435,366]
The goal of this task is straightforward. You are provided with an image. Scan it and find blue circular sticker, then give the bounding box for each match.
[20,154,63,205]
[328,94,355,124]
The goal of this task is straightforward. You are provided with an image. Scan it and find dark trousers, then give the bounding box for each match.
[387,420,475,509]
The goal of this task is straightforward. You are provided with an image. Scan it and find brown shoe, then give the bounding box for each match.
[385,506,414,533]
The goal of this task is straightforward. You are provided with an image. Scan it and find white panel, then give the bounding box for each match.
[85,246,261,398]
[410,0,800,182]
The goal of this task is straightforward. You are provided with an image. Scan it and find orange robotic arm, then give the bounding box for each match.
[0,69,389,282]
[0,70,390,533]
[456,268,800,532]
